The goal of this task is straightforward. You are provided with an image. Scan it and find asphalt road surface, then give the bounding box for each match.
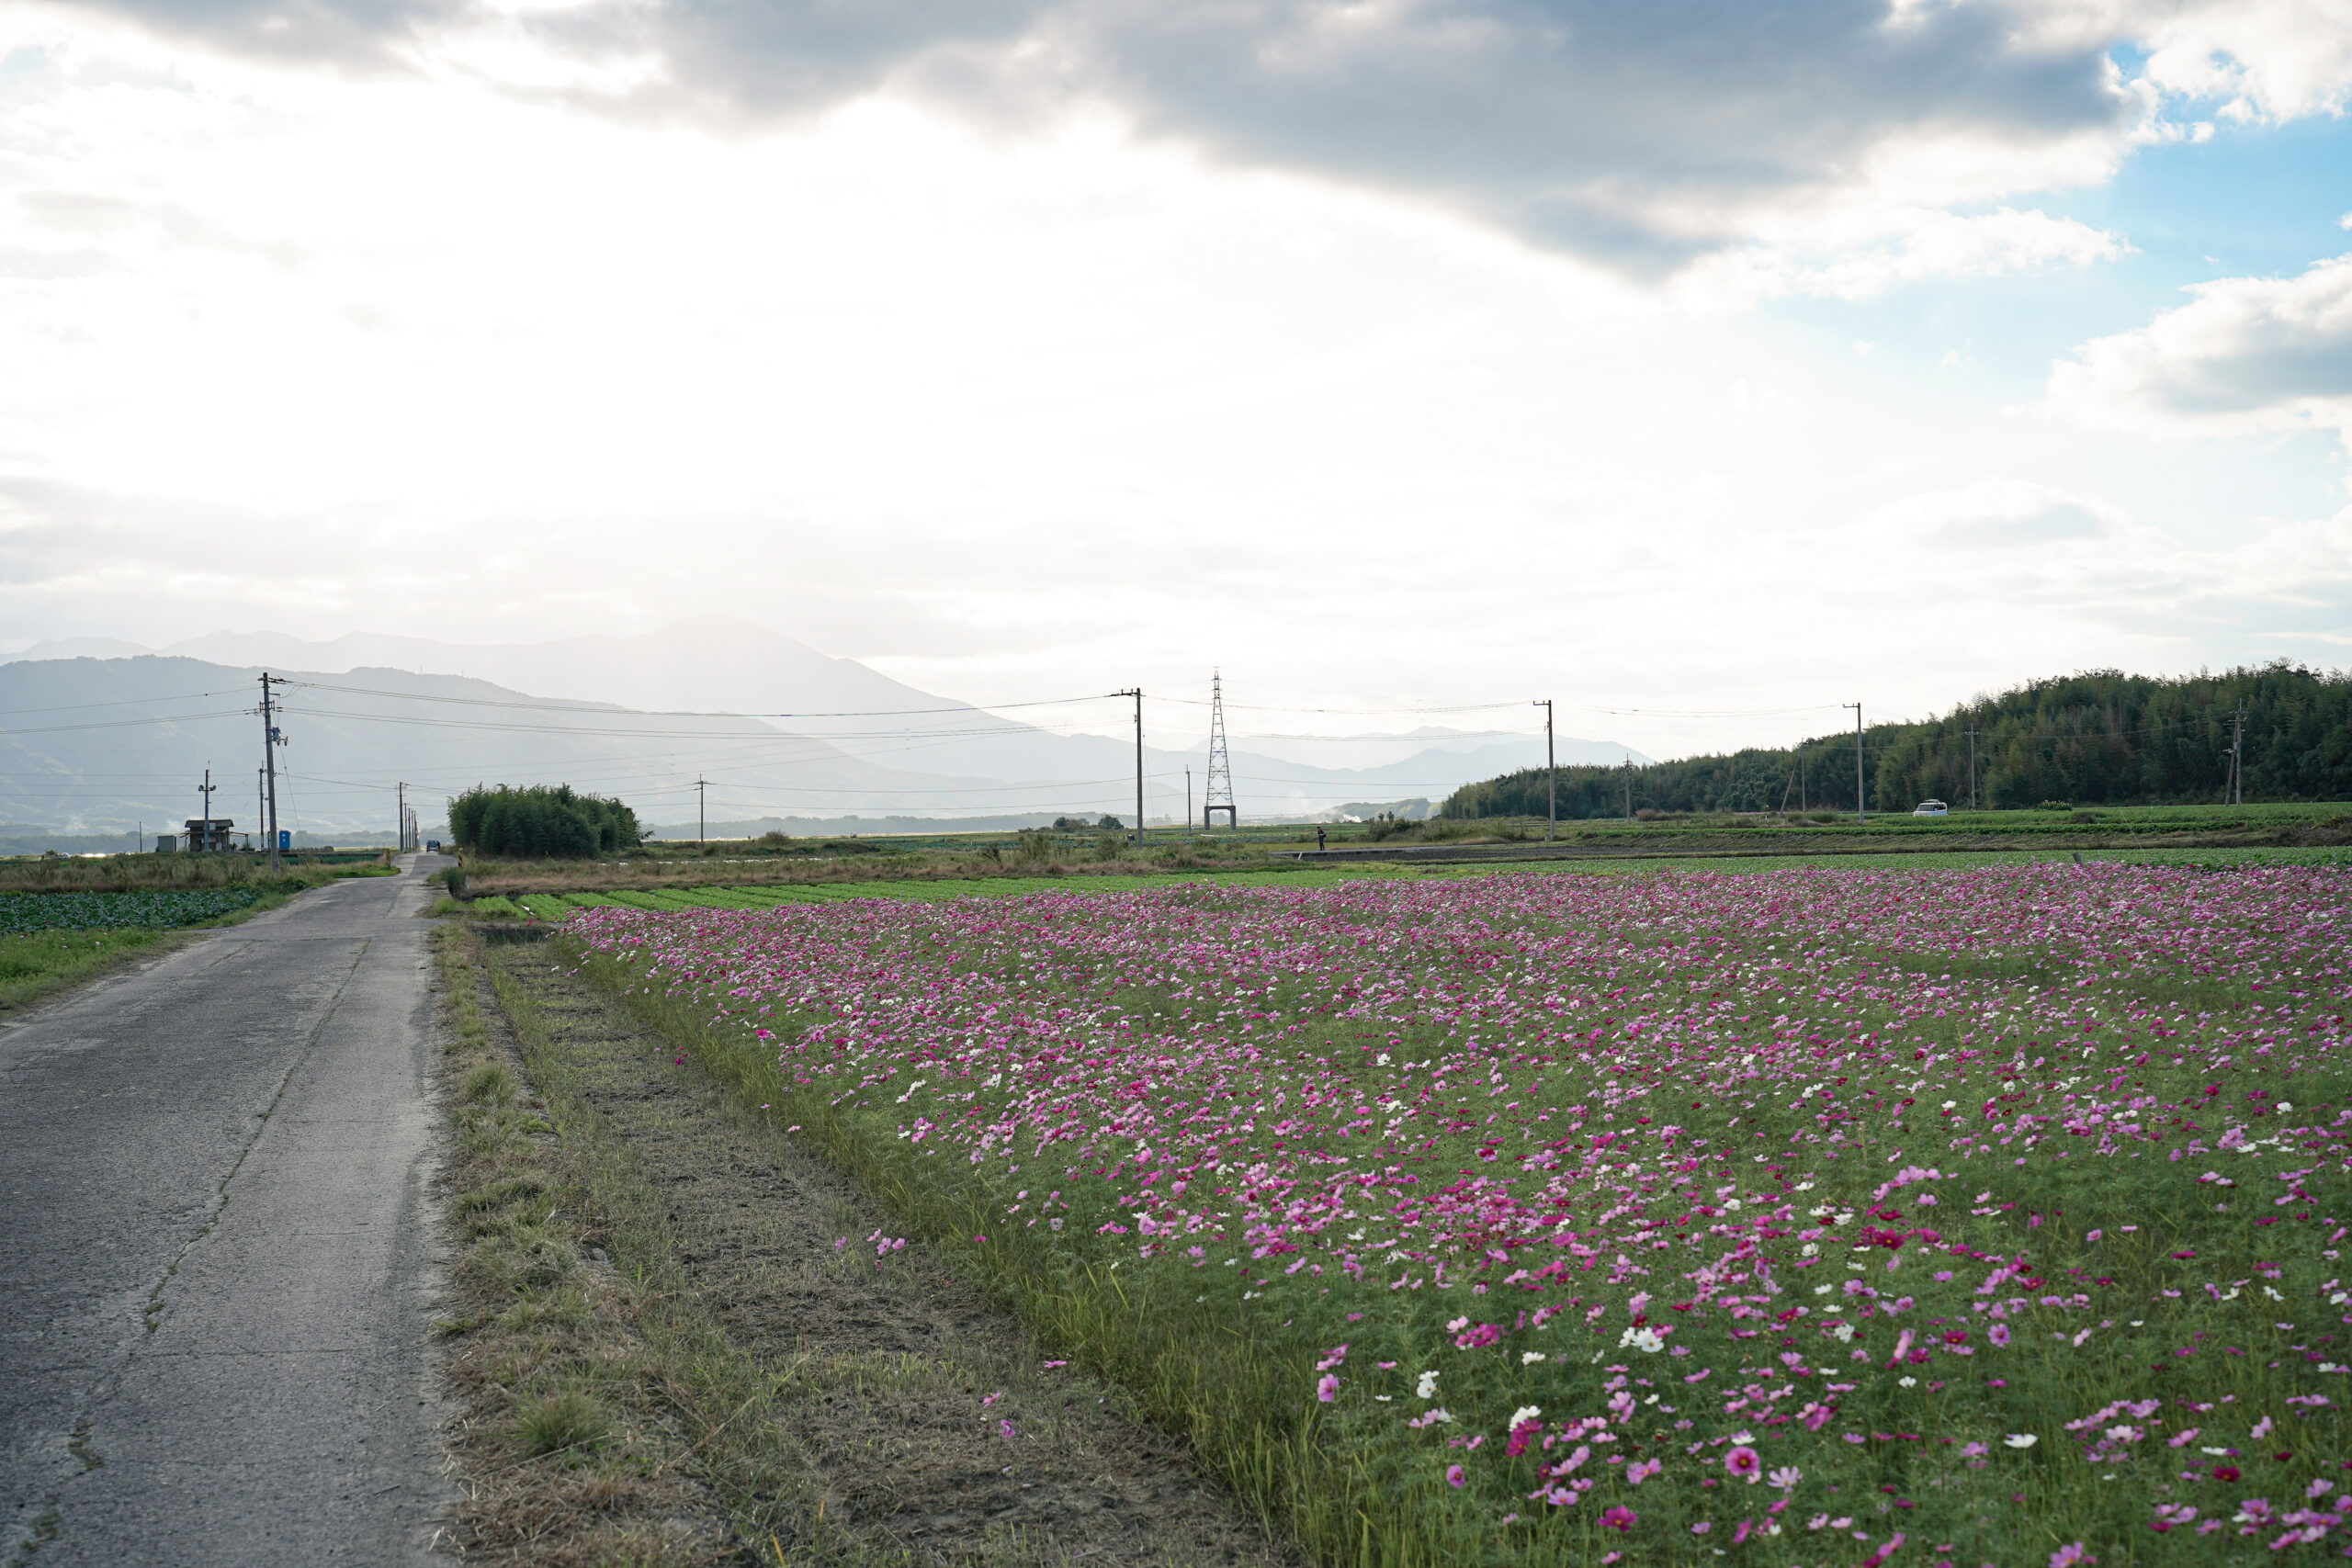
[2,856,454,1564]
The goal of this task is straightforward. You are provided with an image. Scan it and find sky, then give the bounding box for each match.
[2,0,2349,761]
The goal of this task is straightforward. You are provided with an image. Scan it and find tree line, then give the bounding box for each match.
[448,784,644,857]
[1442,662,2352,819]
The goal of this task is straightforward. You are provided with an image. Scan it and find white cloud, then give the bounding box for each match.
[2049,254,2352,441]
[2130,0,2352,121]
[1688,204,2128,304]
[46,0,2348,289]
[1865,478,2131,547]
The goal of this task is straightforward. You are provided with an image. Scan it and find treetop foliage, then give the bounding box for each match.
[448,784,644,858]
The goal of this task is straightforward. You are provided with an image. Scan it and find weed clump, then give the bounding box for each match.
[510,1391,610,1458]
[460,1060,516,1106]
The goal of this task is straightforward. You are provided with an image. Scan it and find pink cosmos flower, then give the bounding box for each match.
[2047,1545,2094,1567]
[1625,1459,1662,1485]
[1769,1466,1803,1492]
[1725,1446,1761,1483]
[1600,1506,1636,1532]
[1988,1324,2011,1348]
[1317,1374,1338,1404]
[1445,1464,1465,1488]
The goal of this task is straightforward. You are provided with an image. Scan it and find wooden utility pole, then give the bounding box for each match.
[1844,703,1864,822]
[2233,700,2245,806]
[1965,728,1980,812]
[259,673,285,869]
[1535,699,1555,840]
[1123,689,1145,849]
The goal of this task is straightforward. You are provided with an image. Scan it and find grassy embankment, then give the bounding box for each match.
[427,923,743,1565]
[0,852,397,1011]
[435,922,1279,1566]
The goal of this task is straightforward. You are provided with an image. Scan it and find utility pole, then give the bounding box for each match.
[1623,752,1633,820]
[1843,703,1865,821]
[397,781,407,853]
[2229,700,2245,806]
[257,769,266,853]
[1964,728,1980,812]
[199,766,214,850]
[697,776,707,845]
[1185,768,1192,832]
[1533,699,1555,840]
[1122,688,1145,849]
[259,673,286,870]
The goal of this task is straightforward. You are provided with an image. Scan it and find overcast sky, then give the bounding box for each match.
[3,0,2348,759]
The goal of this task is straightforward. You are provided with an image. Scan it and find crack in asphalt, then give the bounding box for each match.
[9,936,373,1561]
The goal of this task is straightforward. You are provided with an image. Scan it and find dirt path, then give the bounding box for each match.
[486,940,1286,1568]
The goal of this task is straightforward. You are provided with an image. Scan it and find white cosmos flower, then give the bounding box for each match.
[2006,1434,2038,1449]
[1510,1405,1543,1427]
[1522,1351,1548,1364]
[1417,1371,1440,1399]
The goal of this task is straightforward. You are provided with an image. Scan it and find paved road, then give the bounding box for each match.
[1,857,453,1565]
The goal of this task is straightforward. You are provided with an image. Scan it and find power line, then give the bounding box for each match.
[0,688,246,718]
[0,707,254,736]
[288,678,1125,720]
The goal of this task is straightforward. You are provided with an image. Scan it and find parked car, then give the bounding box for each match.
[424,840,442,852]
[1912,800,1950,818]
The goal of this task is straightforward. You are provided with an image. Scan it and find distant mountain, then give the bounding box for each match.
[0,619,1652,829]
[0,657,990,838]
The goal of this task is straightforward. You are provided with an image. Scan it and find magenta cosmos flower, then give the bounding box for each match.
[1725,1446,1762,1483]
[1601,1507,1637,1532]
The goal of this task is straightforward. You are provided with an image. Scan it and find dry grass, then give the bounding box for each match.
[430,923,739,1567]
[458,843,1289,897]
[0,853,394,892]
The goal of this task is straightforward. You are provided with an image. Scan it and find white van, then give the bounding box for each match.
[1912,800,1950,818]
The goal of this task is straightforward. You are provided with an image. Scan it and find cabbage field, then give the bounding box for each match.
[0,887,263,932]
[560,860,2352,1566]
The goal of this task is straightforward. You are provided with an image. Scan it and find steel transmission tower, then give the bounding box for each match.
[1203,670,1238,829]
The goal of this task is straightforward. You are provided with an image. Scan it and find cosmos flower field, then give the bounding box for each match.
[567,860,2352,1565]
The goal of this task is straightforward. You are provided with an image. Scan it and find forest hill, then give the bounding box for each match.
[1442,663,2350,819]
